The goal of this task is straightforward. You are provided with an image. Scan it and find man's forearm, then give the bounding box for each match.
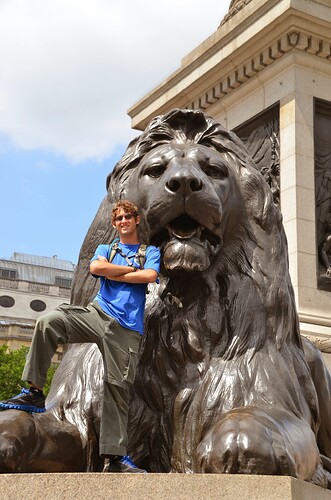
[110,269,158,284]
[90,258,135,278]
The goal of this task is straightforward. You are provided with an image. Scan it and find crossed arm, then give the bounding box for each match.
[90,256,158,284]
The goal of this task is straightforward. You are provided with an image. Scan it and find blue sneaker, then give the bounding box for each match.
[106,455,146,473]
[0,388,46,413]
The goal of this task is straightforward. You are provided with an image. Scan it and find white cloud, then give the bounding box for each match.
[0,0,231,162]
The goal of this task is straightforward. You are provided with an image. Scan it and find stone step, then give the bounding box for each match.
[0,473,330,500]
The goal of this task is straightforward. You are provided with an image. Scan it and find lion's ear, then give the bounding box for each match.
[70,195,116,306]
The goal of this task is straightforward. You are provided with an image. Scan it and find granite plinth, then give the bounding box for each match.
[0,473,330,500]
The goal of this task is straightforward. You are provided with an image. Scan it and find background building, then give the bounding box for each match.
[128,0,331,369]
[0,252,75,361]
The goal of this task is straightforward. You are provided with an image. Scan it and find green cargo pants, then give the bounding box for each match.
[22,302,141,457]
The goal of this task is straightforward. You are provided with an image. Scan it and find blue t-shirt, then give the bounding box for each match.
[90,242,161,334]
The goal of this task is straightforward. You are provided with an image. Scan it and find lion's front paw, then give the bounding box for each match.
[196,406,319,480]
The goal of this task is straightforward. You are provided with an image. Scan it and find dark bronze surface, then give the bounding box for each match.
[0,109,330,488]
[315,99,331,292]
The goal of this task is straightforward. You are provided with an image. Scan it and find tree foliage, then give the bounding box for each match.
[0,345,58,400]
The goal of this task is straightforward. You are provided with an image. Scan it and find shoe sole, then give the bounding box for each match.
[107,466,147,473]
[0,403,46,413]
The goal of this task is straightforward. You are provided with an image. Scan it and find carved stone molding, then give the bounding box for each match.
[302,334,331,353]
[189,31,331,111]
[220,0,254,26]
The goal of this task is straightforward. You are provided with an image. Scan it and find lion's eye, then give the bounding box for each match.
[203,163,228,180]
[145,164,166,178]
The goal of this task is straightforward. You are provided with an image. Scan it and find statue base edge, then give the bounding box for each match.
[0,473,330,500]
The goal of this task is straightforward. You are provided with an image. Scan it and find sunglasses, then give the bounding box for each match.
[114,214,134,222]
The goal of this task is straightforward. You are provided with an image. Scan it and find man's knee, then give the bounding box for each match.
[34,309,67,342]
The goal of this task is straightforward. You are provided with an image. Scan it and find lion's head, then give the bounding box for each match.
[114,142,247,274]
[107,109,276,277]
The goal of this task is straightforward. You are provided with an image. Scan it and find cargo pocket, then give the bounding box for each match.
[123,347,138,385]
[103,342,138,387]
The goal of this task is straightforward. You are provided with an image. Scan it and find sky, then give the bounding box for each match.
[0,0,232,264]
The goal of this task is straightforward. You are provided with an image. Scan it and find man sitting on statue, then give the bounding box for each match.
[0,200,161,473]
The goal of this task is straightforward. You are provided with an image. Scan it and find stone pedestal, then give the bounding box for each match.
[0,474,330,500]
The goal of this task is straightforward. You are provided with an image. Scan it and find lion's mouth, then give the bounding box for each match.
[151,214,221,254]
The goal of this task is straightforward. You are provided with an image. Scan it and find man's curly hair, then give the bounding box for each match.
[111,200,139,225]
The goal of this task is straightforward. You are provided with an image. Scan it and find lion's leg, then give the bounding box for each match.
[196,406,320,481]
[0,410,84,472]
[302,336,331,460]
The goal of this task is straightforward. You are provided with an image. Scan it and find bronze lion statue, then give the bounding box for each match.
[1,109,331,488]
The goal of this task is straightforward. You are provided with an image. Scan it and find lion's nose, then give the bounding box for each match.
[166,174,203,195]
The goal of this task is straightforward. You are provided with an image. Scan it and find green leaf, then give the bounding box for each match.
[0,345,58,400]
